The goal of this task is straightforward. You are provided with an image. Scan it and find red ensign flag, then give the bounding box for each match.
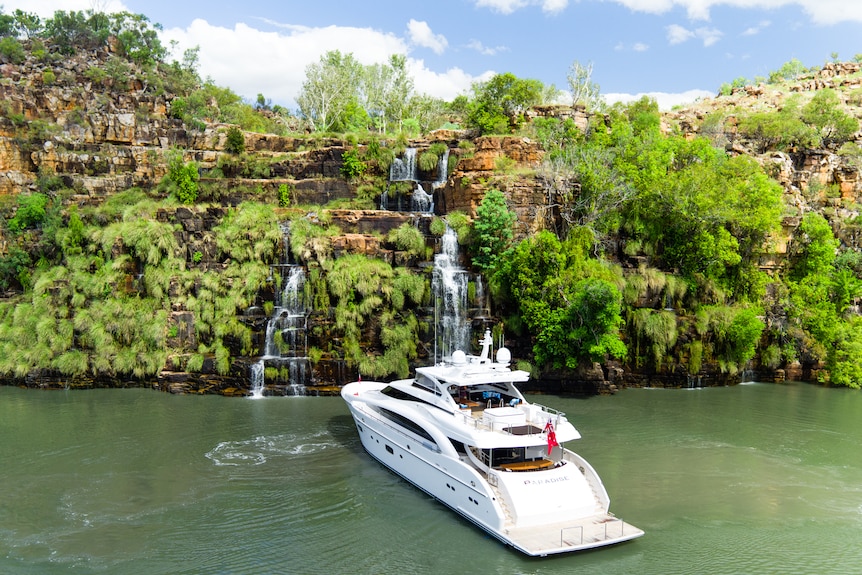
[544,419,559,455]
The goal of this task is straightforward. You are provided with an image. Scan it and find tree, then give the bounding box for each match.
[43,10,110,54]
[472,189,516,272]
[801,88,859,147]
[567,60,602,110]
[466,72,544,134]
[494,230,626,368]
[768,58,806,83]
[789,213,838,282]
[107,12,166,65]
[296,50,363,132]
[737,96,818,152]
[405,93,448,134]
[12,9,42,39]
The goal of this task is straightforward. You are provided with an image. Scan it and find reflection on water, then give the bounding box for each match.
[1,383,861,575]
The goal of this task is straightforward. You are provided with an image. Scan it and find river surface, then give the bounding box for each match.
[1,381,861,575]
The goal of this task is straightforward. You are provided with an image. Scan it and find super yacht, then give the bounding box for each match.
[341,330,644,556]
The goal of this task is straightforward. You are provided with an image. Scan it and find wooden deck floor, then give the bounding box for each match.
[503,513,644,556]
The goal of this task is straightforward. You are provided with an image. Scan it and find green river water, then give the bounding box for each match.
[1,381,861,574]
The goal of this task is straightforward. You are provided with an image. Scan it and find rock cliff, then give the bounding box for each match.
[2,44,861,394]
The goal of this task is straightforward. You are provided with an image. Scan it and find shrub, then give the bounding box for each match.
[418,149,439,171]
[340,148,366,179]
[387,223,425,258]
[0,37,24,64]
[8,193,49,234]
[278,183,292,207]
[224,126,245,154]
[164,151,199,204]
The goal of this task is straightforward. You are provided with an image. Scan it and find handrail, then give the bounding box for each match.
[560,518,626,548]
[561,525,583,546]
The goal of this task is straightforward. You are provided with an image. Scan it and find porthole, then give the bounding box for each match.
[385,445,394,455]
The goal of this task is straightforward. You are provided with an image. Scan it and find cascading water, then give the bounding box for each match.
[389,147,417,182]
[474,274,488,317]
[433,148,449,189]
[432,226,470,360]
[253,223,310,397]
[386,146,448,213]
[250,360,265,399]
[411,184,433,213]
[264,266,307,358]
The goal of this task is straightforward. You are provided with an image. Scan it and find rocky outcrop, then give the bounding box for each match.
[3,43,862,394]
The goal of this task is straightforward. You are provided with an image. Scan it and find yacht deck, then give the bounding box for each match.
[503,513,644,556]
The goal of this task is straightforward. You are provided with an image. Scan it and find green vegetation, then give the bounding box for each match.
[471,189,516,272]
[339,148,367,180]
[224,126,245,154]
[0,186,279,380]
[161,151,199,204]
[0,12,860,389]
[387,223,426,258]
[466,72,545,134]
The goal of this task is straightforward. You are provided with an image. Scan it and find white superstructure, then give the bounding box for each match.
[341,330,644,556]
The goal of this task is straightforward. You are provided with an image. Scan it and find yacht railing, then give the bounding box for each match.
[457,406,563,437]
[560,518,626,547]
[527,402,566,426]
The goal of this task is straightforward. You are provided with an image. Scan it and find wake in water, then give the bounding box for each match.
[205,430,337,466]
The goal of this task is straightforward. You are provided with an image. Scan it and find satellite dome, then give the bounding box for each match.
[495,347,511,365]
[451,350,467,365]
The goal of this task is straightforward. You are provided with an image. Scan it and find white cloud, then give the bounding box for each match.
[697,27,723,45]
[633,42,650,51]
[604,88,715,110]
[608,0,862,24]
[667,23,695,44]
[407,19,448,54]
[161,19,408,109]
[466,39,508,56]
[160,19,490,108]
[666,23,723,46]
[474,0,529,14]
[408,59,494,100]
[541,0,570,14]
[742,20,771,35]
[472,0,569,14]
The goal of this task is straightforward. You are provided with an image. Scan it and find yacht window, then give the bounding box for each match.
[379,408,436,445]
[449,438,467,455]
[381,386,422,402]
[413,373,441,395]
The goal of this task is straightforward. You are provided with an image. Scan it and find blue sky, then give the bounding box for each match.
[17,1,862,109]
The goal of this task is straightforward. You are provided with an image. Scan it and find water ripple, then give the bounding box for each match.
[204,430,337,466]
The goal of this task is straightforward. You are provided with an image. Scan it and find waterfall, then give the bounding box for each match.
[389,147,417,182]
[411,183,434,213]
[264,266,307,358]
[432,226,470,360]
[250,359,265,399]
[252,223,310,396]
[474,274,488,316]
[433,148,449,189]
[740,361,756,384]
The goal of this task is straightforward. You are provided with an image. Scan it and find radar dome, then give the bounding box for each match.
[495,347,511,365]
[451,350,467,365]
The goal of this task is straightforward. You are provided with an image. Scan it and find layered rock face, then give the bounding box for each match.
[3,45,861,394]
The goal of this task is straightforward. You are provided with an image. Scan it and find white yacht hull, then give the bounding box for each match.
[343,386,643,556]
